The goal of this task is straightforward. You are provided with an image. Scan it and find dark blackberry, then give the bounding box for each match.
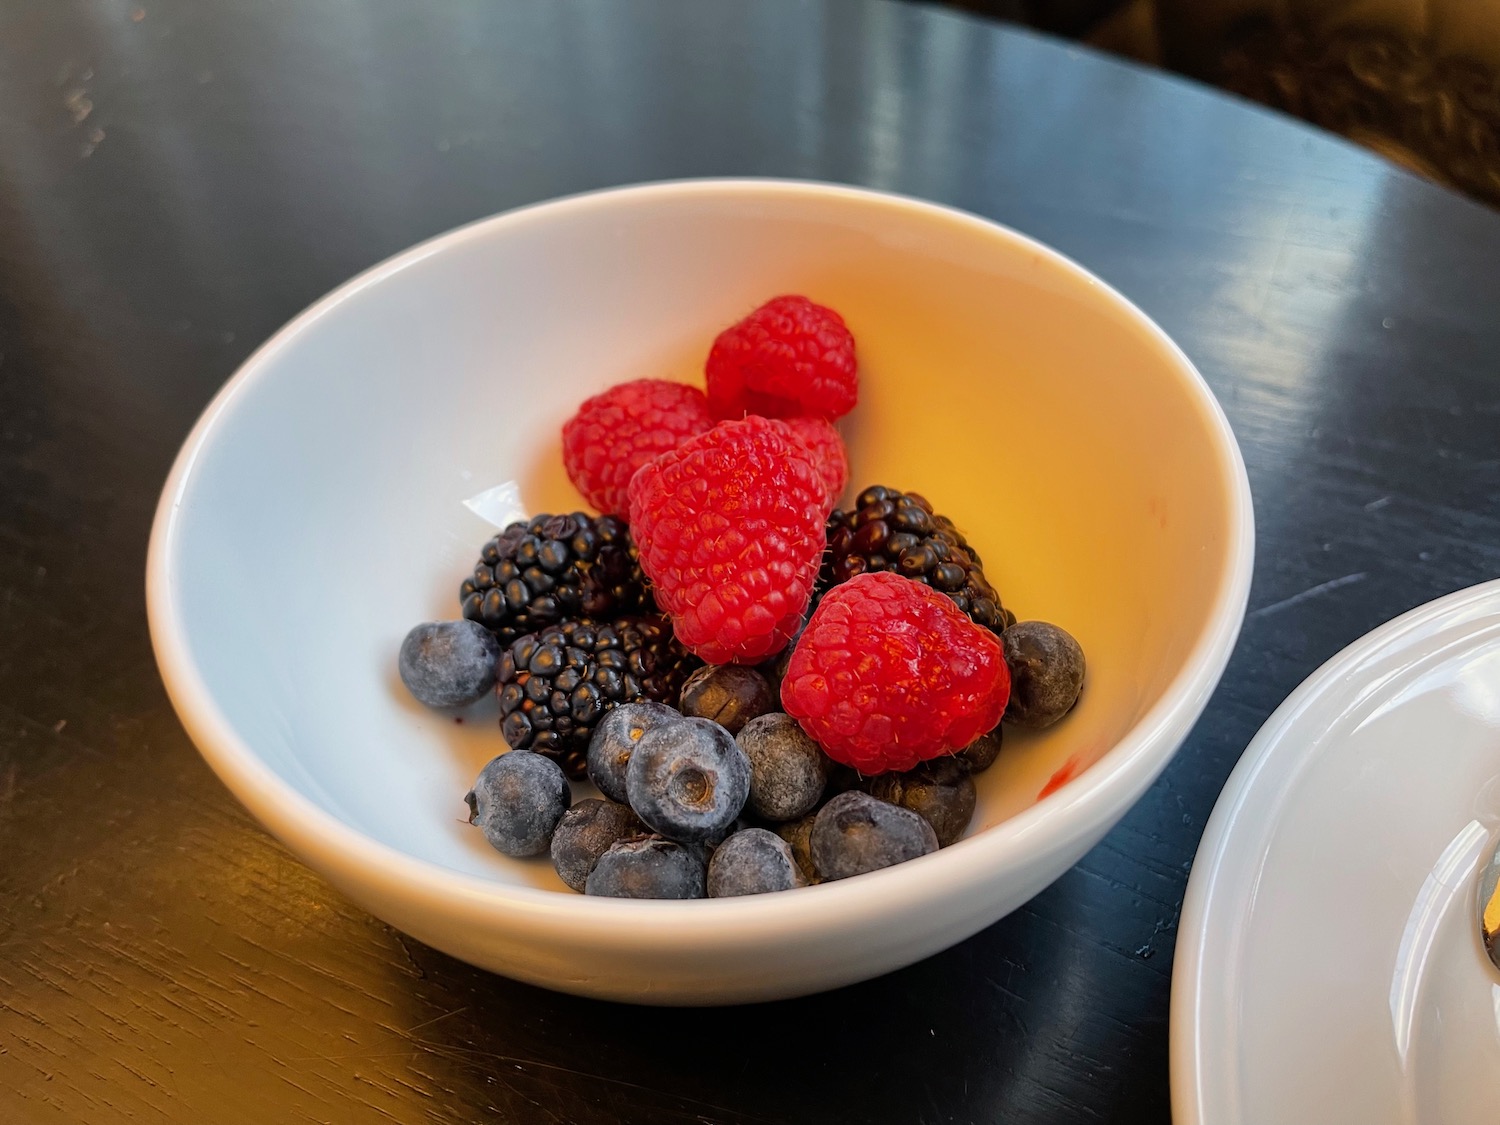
[460,513,651,645]
[820,486,1015,633]
[497,616,700,779]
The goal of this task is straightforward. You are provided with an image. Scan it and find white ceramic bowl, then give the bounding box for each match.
[147,180,1253,1004]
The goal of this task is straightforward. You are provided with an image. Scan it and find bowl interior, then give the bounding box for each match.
[162,184,1237,893]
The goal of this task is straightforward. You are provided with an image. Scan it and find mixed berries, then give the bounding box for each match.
[398,293,1088,899]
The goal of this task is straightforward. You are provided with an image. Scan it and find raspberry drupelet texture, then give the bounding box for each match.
[781,571,1011,773]
[627,416,828,664]
[770,416,848,510]
[705,296,858,421]
[561,379,714,516]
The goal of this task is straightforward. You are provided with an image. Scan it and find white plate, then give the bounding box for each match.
[1173,580,1500,1124]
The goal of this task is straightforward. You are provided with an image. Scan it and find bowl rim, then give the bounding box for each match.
[146,177,1255,941]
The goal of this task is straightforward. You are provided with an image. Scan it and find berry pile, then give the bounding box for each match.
[464,665,1001,897]
[397,294,1089,899]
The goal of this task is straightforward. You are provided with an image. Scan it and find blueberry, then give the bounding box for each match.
[1001,621,1086,728]
[678,664,776,735]
[625,716,750,843]
[586,702,683,803]
[707,828,807,897]
[773,813,820,884]
[862,756,977,847]
[584,836,706,899]
[398,620,500,708]
[550,799,643,892]
[957,728,1002,773]
[465,751,569,857]
[737,712,828,822]
[810,791,938,880]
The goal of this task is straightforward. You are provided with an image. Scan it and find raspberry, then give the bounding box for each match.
[627,416,827,664]
[781,571,1010,773]
[705,296,857,421]
[562,379,713,516]
[771,417,848,509]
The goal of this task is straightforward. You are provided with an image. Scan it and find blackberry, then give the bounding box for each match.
[820,486,1014,633]
[460,513,651,645]
[497,616,700,779]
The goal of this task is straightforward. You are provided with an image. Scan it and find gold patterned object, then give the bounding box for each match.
[1481,834,1500,970]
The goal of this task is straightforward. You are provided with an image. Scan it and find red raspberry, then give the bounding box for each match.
[627,416,827,664]
[706,296,858,421]
[562,380,713,516]
[771,416,848,509]
[781,572,1010,773]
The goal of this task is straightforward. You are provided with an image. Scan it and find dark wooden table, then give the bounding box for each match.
[3,1,1498,1121]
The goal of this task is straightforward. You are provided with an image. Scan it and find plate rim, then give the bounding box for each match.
[1170,576,1500,1124]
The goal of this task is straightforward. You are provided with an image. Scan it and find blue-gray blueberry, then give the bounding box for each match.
[466,751,569,857]
[550,798,643,892]
[399,620,500,707]
[585,836,706,899]
[625,716,750,843]
[736,712,828,822]
[586,701,683,803]
[810,791,938,880]
[707,828,806,897]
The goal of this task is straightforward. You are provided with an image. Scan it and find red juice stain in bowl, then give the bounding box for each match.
[1038,753,1083,801]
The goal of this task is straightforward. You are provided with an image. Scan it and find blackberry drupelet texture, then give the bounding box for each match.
[460,513,651,646]
[821,486,1014,633]
[496,617,699,778]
